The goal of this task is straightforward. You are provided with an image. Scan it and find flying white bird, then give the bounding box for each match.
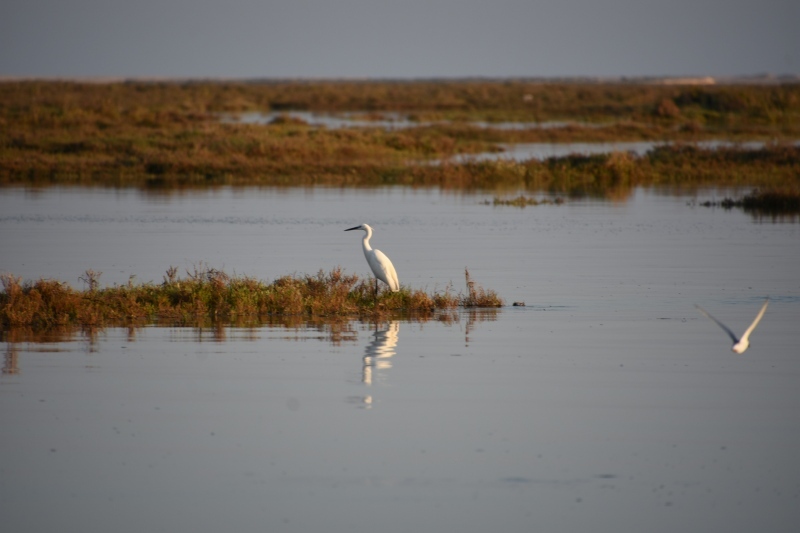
[345,224,400,293]
[695,298,769,353]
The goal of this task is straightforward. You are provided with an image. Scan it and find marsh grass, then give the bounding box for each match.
[4,79,797,125]
[0,266,502,329]
[461,268,503,307]
[2,81,799,193]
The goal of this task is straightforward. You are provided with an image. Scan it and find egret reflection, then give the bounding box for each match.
[362,321,400,386]
[357,321,400,408]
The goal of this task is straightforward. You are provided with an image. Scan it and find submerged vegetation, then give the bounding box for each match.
[487,195,565,207]
[0,266,503,329]
[0,80,798,197]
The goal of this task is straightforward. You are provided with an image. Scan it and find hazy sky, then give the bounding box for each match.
[1,0,797,78]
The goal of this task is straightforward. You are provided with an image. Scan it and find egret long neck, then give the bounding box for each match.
[361,228,373,254]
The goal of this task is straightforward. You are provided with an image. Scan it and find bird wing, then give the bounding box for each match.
[739,298,769,344]
[373,249,399,291]
[695,305,739,343]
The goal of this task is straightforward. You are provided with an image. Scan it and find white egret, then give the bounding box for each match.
[345,224,400,293]
[695,298,769,353]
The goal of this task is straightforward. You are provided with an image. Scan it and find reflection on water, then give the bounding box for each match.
[0,318,363,346]
[2,326,102,375]
[3,345,18,374]
[463,308,500,346]
[362,321,399,385]
[166,323,262,343]
[0,311,499,376]
[353,310,499,408]
[359,321,400,408]
[1,325,104,353]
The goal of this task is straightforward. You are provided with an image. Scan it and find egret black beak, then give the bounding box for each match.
[344,225,362,231]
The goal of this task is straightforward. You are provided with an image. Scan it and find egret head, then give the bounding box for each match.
[345,224,371,233]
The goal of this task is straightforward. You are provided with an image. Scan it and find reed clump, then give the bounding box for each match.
[0,267,502,328]
[461,269,503,308]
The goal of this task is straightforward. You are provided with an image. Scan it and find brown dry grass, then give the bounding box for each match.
[2,80,799,192]
[0,266,500,329]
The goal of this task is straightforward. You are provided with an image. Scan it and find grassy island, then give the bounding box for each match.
[0,267,502,329]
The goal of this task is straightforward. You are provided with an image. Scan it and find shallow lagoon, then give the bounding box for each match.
[224,110,791,161]
[2,186,800,532]
[222,110,585,130]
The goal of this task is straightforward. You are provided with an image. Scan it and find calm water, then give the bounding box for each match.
[450,140,780,162]
[2,186,800,533]
[222,110,584,130]
[224,111,787,161]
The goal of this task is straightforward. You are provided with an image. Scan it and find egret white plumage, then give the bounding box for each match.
[345,224,400,293]
[695,298,769,354]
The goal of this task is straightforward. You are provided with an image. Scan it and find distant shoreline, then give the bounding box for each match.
[1,74,798,85]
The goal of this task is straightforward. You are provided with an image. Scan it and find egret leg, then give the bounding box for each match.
[374,279,378,303]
